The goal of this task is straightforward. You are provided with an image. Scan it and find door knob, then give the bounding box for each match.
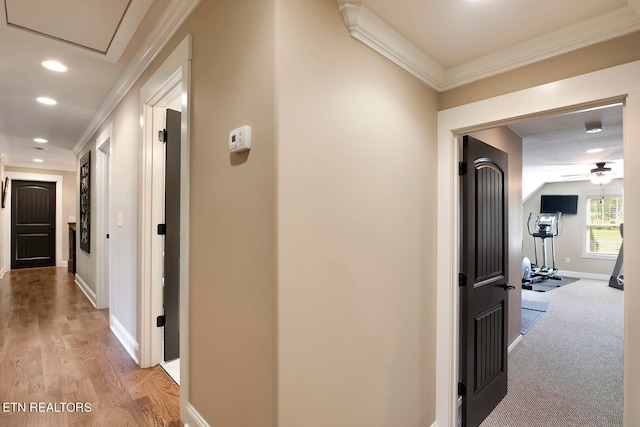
[502,284,516,290]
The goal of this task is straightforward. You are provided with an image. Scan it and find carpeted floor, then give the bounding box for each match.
[480,279,623,427]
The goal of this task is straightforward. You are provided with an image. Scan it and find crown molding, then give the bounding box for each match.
[72,0,201,155]
[338,2,640,92]
[338,2,445,90]
[4,160,76,172]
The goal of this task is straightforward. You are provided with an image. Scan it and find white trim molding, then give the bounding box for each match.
[2,171,64,271]
[72,0,201,155]
[185,403,211,427]
[74,274,97,307]
[558,270,609,281]
[337,2,640,91]
[338,2,444,90]
[110,315,140,365]
[436,61,640,427]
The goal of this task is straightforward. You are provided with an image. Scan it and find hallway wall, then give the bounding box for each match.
[276,0,438,425]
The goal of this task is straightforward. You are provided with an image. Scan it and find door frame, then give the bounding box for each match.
[2,172,63,273]
[139,34,191,418]
[436,60,640,426]
[96,124,113,309]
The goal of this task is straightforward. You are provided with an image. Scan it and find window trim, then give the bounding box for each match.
[581,189,623,261]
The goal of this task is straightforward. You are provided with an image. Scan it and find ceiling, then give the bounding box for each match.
[0,0,633,180]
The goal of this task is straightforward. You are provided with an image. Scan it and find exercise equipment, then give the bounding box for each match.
[609,223,624,290]
[523,212,562,286]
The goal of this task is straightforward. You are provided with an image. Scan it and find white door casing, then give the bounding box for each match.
[437,61,640,426]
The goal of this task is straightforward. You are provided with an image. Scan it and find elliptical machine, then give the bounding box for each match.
[523,212,562,287]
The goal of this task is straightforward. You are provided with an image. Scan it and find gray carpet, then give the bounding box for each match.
[481,279,623,427]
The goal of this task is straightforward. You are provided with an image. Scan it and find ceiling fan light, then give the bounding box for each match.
[590,172,612,185]
[585,122,602,133]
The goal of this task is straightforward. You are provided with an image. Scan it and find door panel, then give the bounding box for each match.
[163,108,181,362]
[11,180,56,269]
[460,135,509,427]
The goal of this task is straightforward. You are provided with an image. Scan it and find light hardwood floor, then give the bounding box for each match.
[0,267,182,426]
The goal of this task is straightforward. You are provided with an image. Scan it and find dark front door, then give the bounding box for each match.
[460,135,510,427]
[163,108,181,361]
[11,180,56,269]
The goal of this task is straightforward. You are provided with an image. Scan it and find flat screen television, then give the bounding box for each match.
[540,194,578,215]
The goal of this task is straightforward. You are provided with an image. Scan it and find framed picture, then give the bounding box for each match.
[80,151,91,253]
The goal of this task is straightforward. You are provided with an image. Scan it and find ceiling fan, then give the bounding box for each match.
[561,162,615,184]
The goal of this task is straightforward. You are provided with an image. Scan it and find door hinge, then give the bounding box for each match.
[158,129,167,143]
[459,162,468,176]
[458,382,466,396]
[459,272,468,287]
[157,224,166,235]
[156,315,166,327]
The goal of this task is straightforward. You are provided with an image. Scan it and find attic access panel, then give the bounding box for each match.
[4,0,131,54]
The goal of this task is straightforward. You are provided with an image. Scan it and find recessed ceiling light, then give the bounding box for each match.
[586,148,603,154]
[37,97,57,105]
[42,60,67,72]
[34,138,48,143]
[33,159,44,163]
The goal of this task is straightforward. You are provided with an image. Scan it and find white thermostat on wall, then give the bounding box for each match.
[229,125,252,153]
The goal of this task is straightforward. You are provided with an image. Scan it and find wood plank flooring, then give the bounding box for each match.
[0,267,182,426]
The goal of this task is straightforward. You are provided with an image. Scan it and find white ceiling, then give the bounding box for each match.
[0,0,633,175]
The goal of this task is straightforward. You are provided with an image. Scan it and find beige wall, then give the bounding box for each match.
[77,0,278,424]
[469,127,523,346]
[276,0,438,425]
[440,31,640,110]
[523,179,623,277]
[183,0,277,424]
[5,166,76,268]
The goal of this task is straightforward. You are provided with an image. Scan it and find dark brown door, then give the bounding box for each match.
[460,135,510,427]
[11,180,56,269]
[163,109,181,362]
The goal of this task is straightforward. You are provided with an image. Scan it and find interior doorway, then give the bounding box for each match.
[436,62,640,427]
[11,180,56,269]
[96,124,113,309]
[138,38,191,421]
[2,172,64,273]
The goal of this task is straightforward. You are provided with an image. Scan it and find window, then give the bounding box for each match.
[586,195,623,256]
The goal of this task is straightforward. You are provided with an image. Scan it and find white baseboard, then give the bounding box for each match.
[0,265,6,280]
[61,260,68,268]
[184,403,210,427]
[74,274,96,307]
[110,315,140,365]
[558,270,609,281]
[508,334,524,354]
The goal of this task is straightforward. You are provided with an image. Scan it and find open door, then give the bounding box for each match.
[460,135,511,427]
[163,108,181,361]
